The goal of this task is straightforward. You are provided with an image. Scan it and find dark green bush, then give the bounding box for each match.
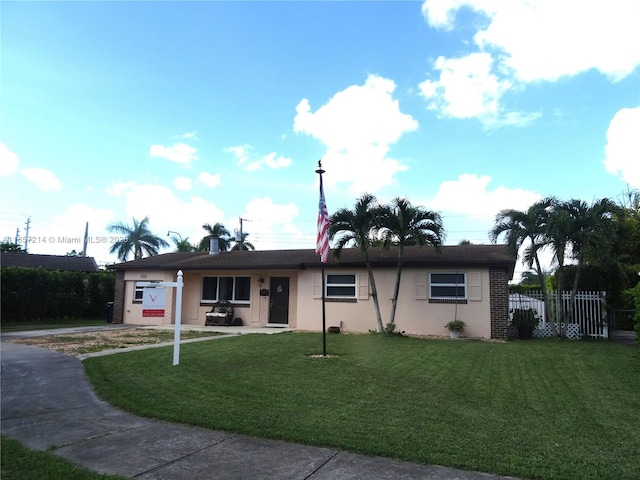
[0,267,115,323]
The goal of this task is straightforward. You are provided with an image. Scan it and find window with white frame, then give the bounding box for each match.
[133,281,159,302]
[429,273,466,299]
[326,274,357,298]
[201,276,251,304]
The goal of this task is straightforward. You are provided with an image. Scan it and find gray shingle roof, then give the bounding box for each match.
[1,253,100,272]
[110,245,516,278]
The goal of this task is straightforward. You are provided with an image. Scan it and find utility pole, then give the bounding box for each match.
[15,228,20,246]
[24,217,31,253]
[82,222,89,257]
[237,217,250,249]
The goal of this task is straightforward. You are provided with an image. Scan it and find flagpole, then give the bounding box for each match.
[316,161,328,357]
[321,262,326,356]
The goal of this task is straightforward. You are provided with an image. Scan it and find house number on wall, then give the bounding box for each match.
[277,285,283,293]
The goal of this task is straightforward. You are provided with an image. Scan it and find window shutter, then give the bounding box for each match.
[416,272,428,299]
[358,273,369,300]
[468,272,482,301]
[313,273,323,299]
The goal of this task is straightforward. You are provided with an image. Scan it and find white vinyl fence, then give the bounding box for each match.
[509,290,607,339]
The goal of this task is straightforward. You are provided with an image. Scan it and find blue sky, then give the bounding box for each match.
[1,1,639,278]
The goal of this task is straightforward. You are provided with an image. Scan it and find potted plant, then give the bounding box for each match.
[510,308,540,340]
[445,320,466,339]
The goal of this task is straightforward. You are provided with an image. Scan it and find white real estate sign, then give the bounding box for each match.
[142,287,166,317]
[138,271,184,366]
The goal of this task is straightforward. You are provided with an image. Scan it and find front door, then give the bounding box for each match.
[269,277,289,325]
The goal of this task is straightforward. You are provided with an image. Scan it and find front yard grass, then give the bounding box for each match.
[84,333,640,480]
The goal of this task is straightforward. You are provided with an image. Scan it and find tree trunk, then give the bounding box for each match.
[556,266,566,337]
[365,253,384,333]
[533,252,557,337]
[569,254,584,324]
[388,245,404,325]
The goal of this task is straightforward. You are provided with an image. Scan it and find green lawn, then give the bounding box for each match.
[1,317,108,332]
[84,333,640,480]
[0,436,126,480]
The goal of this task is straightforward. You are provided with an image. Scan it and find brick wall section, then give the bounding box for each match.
[489,268,509,339]
[112,270,125,324]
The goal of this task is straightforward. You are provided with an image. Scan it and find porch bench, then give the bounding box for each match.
[205,301,234,326]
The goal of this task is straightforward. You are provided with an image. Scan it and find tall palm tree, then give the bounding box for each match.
[108,216,169,261]
[490,198,556,334]
[554,198,619,325]
[329,193,385,333]
[199,223,231,252]
[378,197,445,326]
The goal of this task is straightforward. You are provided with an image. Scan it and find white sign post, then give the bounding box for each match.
[138,270,184,366]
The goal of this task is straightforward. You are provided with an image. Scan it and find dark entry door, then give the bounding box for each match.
[269,277,289,325]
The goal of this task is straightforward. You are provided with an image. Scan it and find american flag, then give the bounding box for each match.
[316,174,330,263]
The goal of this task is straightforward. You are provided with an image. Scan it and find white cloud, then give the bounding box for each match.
[604,106,640,189]
[419,0,640,125]
[178,131,199,140]
[419,53,513,121]
[107,181,224,250]
[0,143,20,176]
[422,0,640,83]
[225,145,251,166]
[294,74,417,192]
[240,197,302,250]
[149,142,198,165]
[246,152,293,172]
[20,168,63,191]
[225,145,292,172]
[21,204,114,261]
[198,172,221,188]
[174,177,192,191]
[0,144,65,190]
[428,173,541,219]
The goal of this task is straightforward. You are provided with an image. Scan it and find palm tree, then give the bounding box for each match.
[553,198,619,326]
[378,197,445,326]
[490,198,556,335]
[170,235,197,252]
[231,232,255,251]
[108,216,169,261]
[329,193,385,333]
[199,223,231,252]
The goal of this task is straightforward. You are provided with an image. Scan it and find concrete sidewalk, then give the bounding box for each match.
[1,333,520,479]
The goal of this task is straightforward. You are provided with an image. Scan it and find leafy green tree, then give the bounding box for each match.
[378,197,445,326]
[199,223,231,252]
[1,241,25,253]
[329,193,385,333]
[107,216,169,261]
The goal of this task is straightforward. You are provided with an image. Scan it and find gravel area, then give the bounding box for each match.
[7,328,222,356]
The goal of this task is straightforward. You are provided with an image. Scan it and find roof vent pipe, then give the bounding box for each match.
[209,236,219,255]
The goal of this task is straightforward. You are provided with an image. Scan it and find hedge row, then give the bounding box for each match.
[1,267,115,322]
